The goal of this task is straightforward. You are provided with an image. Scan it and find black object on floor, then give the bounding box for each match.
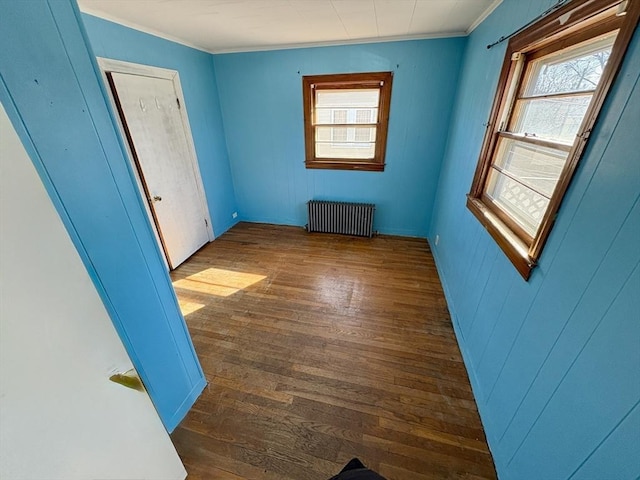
[328,458,387,480]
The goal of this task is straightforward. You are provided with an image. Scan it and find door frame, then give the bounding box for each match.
[98,58,215,269]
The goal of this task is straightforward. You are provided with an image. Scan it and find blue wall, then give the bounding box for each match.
[82,14,238,236]
[213,39,466,237]
[0,0,205,432]
[429,0,640,478]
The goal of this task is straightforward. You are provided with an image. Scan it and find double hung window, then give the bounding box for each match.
[303,72,393,171]
[467,0,638,279]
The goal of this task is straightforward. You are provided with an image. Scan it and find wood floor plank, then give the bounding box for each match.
[170,223,496,479]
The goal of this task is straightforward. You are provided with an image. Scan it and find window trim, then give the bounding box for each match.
[467,0,639,280]
[302,72,393,172]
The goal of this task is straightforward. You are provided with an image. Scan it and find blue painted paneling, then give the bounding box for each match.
[213,39,466,237]
[508,266,640,478]
[571,401,640,479]
[81,14,238,236]
[0,0,205,431]
[429,0,640,477]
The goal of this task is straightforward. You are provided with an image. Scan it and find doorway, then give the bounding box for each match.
[99,59,213,269]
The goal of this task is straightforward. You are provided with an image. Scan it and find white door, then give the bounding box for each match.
[108,71,210,269]
[0,102,187,480]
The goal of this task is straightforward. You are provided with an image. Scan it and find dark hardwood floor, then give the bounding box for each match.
[170,222,496,480]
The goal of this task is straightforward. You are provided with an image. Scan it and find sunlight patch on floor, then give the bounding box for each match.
[173,268,267,297]
[176,299,205,316]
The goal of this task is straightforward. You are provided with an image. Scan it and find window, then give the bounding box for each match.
[467,0,638,280]
[303,72,393,171]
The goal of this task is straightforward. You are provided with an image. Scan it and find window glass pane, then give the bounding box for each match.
[315,89,379,124]
[316,126,377,144]
[354,127,372,142]
[316,89,379,108]
[511,94,592,143]
[493,138,567,198]
[316,141,375,159]
[524,33,616,97]
[332,127,347,142]
[356,109,373,123]
[486,169,550,236]
[316,108,332,124]
[332,110,347,123]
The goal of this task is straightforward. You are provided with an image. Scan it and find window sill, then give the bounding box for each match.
[305,161,384,172]
[466,196,535,280]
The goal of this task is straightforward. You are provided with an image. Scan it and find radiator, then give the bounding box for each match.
[307,200,375,238]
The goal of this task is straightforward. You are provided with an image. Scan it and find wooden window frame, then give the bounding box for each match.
[303,72,393,172]
[467,0,639,280]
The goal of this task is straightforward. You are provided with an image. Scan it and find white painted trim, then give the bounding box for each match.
[99,58,177,80]
[81,7,210,53]
[97,60,169,270]
[168,70,216,242]
[467,0,503,34]
[210,31,468,54]
[97,58,215,266]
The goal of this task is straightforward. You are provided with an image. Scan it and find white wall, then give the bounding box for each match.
[0,101,187,480]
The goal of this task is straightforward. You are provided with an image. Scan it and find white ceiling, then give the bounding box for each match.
[78,0,502,54]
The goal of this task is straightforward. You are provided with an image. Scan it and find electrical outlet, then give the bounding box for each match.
[435,234,440,246]
[232,212,238,219]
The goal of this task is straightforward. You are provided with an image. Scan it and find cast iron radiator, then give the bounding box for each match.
[306,200,375,238]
